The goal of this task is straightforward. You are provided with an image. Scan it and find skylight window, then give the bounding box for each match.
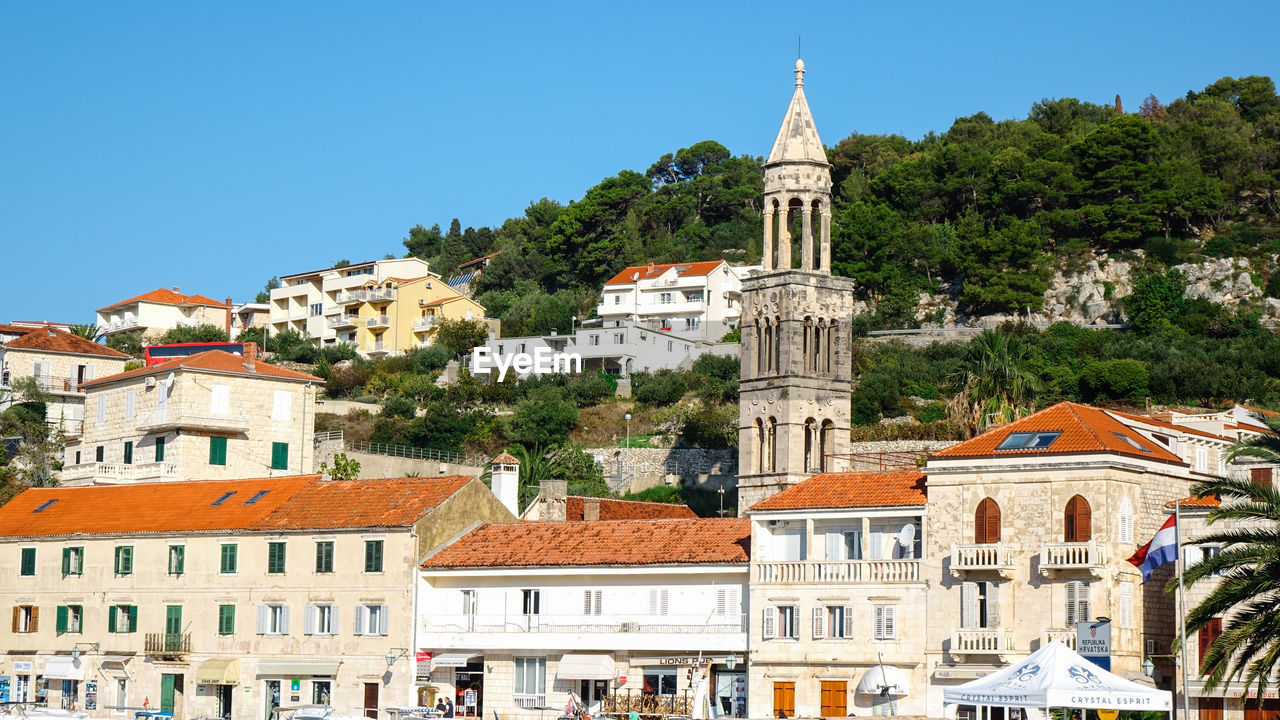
[995,431,1062,451]
[1112,432,1153,453]
[33,499,58,513]
[244,490,270,505]
[211,492,236,506]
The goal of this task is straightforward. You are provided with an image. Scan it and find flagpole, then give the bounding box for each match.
[1175,500,1191,720]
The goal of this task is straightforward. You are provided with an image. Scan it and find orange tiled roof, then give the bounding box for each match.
[3,326,130,359]
[81,350,322,388]
[931,402,1184,464]
[458,252,499,269]
[422,297,465,307]
[0,475,473,538]
[565,496,699,521]
[0,324,37,336]
[1241,404,1280,419]
[604,260,726,286]
[421,518,750,568]
[750,471,927,512]
[490,452,520,465]
[1166,496,1220,509]
[1105,410,1232,442]
[98,288,228,312]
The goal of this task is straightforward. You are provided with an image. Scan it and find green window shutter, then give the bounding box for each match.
[316,542,333,573]
[20,547,35,576]
[62,548,70,575]
[210,437,227,466]
[113,547,121,574]
[156,437,166,462]
[268,542,286,573]
[115,546,133,575]
[96,446,104,462]
[219,605,235,635]
[127,605,138,633]
[365,540,383,573]
[123,441,133,464]
[56,606,68,634]
[171,546,185,575]
[221,544,237,573]
[271,442,289,470]
[108,606,117,633]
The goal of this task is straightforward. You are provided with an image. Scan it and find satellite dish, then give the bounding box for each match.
[164,372,176,387]
[897,523,916,548]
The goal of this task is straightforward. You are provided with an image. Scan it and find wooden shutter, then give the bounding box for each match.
[820,681,847,718]
[961,582,978,628]
[812,607,826,639]
[1253,468,1274,488]
[984,582,1000,627]
[377,605,389,636]
[1199,617,1223,668]
[789,606,800,638]
[1066,582,1090,625]
[30,606,38,632]
[56,606,68,634]
[762,607,777,639]
[257,605,270,634]
[976,498,1001,544]
[305,605,317,635]
[843,606,855,639]
[353,605,366,635]
[108,606,117,633]
[12,607,20,633]
[882,606,896,639]
[773,682,795,718]
[1119,581,1135,628]
[62,548,71,575]
[1066,495,1092,542]
[1119,499,1134,544]
[329,605,339,635]
[280,605,290,634]
[126,605,136,632]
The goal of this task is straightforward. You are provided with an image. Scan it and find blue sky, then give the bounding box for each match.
[3,1,1277,323]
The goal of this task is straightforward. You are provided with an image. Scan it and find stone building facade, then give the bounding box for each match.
[0,324,129,433]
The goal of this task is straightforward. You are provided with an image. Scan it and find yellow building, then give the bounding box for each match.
[327,275,489,357]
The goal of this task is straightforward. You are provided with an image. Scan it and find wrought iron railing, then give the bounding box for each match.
[145,632,190,654]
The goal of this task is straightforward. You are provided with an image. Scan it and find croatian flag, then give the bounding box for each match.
[1127,515,1178,582]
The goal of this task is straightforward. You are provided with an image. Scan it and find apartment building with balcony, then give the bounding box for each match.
[745,471,928,718]
[60,345,321,485]
[230,303,270,340]
[0,474,515,720]
[0,325,129,433]
[476,321,729,380]
[418,518,750,720]
[597,261,744,342]
[96,288,230,340]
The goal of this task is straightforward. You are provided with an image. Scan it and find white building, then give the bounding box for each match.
[96,288,230,340]
[418,518,750,720]
[0,324,129,434]
[475,321,730,379]
[597,261,744,342]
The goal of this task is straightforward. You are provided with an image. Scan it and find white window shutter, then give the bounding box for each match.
[585,591,593,614]
[649,589,658,615]
[378,604,389,636]
[961,582,977,629]
[329,605,339,635]
[595,590,603,615]
[353,605,365,635]
[716,588,726,615]
[1119,582,1134,628]
[843,605,855,639]
[985,582,1001,627]
[883,606,896,638]
[826,532,842,561]
[1119,499,1134,544]
[273,390,291,420]
[97,397,106,423]
[125,391,135,419]
[762,607,776,639]
[812,607,826,639]
[211,384,230,414]
[869,530,883,560]
[1185,545,1202,566]
[874,606,884,639]
[280,604,290,634]
[257,605,269,634]
[304,605,317,635]
[85,365,94,380]
[790,606,800,638]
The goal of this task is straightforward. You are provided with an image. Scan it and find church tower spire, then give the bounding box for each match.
[737,59,854,510]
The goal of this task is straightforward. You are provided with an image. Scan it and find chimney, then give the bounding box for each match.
[543,478,568,522]
[490,453,520,517]
[242,342,258,372]
[173,286,180,293]
[225,297,233,336]
[583,497,601,522]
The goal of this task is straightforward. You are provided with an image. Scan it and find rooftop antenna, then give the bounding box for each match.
[797,36,801,59]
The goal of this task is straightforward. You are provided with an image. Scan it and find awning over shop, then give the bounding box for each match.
[97,656,133,676]
[556,654,615,681]
[256,661,340,677]
[856,665,909,696]
[431,653,478,668]
[196,659,241,685]
[44,656,85,681]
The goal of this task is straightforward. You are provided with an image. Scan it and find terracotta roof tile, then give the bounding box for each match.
[0,475,472,538]
[1241,404,1280,419]
[931,402,1184,464]
[604,260,726,286]
[1105,410,1232,442]
[490,452,520,465]
[98,288,229,312]
[3,326,130,359]
[565,496,699,521]
[421,518,750,568]
[82,350,322,387]
[750,472,927,512]
[1166,496,1220,509]
[0,324,36,336]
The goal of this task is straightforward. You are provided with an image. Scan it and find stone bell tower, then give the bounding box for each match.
[736,59,855,510]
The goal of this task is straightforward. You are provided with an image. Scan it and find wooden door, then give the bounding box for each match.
[363,683,379,720]
[1200,698,1223,720]
[1198,617,1223,673]
[160,674,175,714]
[819,681,846,718]
[772,682,795,719]
[975,498,1001,544]
[1244,699,1280,720]
[1065,495,1092,542]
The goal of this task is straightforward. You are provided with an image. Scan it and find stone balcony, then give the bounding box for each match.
[1043,627,1077,650]
[754,559,921,584]
[949,543,1015,579]
[951,627,1015,661]
[412,316,438,332]
[1039,541,1106,578]
[328,315,358,330]
[366,315,392,329]
[60,461,181,485]
[136,407,249,434]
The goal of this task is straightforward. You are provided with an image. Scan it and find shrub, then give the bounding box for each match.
[1078,359,1150,401]
[381,395,417,420]
[913,404,947,423]
[508,387,579,447]
[411,343,454,372]
[1125,268,1186,334]
[681,402,738,449]
[566,374,614,407]
[851,395,880,425]
[634,371,688,406]
[321,343,359,364]
[325,365,371,399]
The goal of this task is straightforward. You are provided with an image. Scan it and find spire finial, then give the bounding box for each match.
[794,57,805,87]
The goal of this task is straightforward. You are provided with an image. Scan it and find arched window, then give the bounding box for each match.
[761,319,772,374]
[975,498,1001,544]
[772,316,782,372]
[1118,497,1134,544]
[767,417,778,473]
[812,321,823,373]
[825,322,836,375]
[755,418,766,474]
[802,318,813,374]
[1065,495,1092,542]
[819,420,834,472]
[803,418,817,472]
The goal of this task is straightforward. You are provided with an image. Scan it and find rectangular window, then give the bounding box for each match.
[590,335,600,346]
[114,546,134,575]
[310,303,323,317]
[874,605,896,640]
[763,605,799,640]
[168,545,185,576]
[155,437,165,462]
[272,391,291,420]
[20,547,35,576]
[1195,447,1208,473]
[778,529,806,561]
[312,681,331,707]
[648,589,668,616]
[62,547,84,576]
[825,529,863,561]
[354,604,388,636]
[125,390,135,419]
[642,670,677,695]
[11,605,38,633]
[209,437,227,466]
[961,581,1000,629]
[123,441,133,464]
[315,542,334,573]
[267,542,286,574]
[257,604,288,635]
[583,589,603,615]
[365,540,383,572]
[220,544,238,574]
[814,605,853,639]
[522,589,540,616]
[218,605,235,635]
[1065,581,1090,626]
[1252,467,1274,488]
[210,384,230,414]
[305,603,338,635]
[715,587,740,617]
[271,442,289,470]
[56,605,82,634]
[107,604,137,633]
[513,658,547,708]
[96,445,104,462]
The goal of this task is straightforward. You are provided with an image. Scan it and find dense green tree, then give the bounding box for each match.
[433,318,489,358]
[1125,268,1187,333]
[507,387,579,448]
[156,324,230,345]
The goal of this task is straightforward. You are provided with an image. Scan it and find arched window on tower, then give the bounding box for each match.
[810,199,823,271]
[755,318,765,376]
[975,498,1001,544]
[772,316,782,372]
[812,320,823,373]
[802,318,813,374]
[755,418,766,474]
[819,419,834,472]
[767,417,778,473]
[1065,495,1092,542]
[803,418,817,472]
[761,319,772,374]
[825,322,837,375]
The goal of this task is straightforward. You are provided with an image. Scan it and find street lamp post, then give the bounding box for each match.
[624,413,632,449]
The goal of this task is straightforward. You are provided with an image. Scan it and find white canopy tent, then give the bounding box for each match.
[943,641,1172,713]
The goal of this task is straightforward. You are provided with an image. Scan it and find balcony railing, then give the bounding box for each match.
[952,627,1015,657]
[136,407,250,433]
[60,462,180,484]
[950,543,1015,578]
[328,315,359,329]
[366,288,396,302]
[412,316,438,331]
[104,317,140,333]
[1044,628,1077,650]
[366,315,391,329]
[145,632,191,655]
[367,342,390,355]
[422,613,745,635]
[28,376,86,395]
[1039,542,1106,577]
[335,290,366,304]
[754,559,921,584]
